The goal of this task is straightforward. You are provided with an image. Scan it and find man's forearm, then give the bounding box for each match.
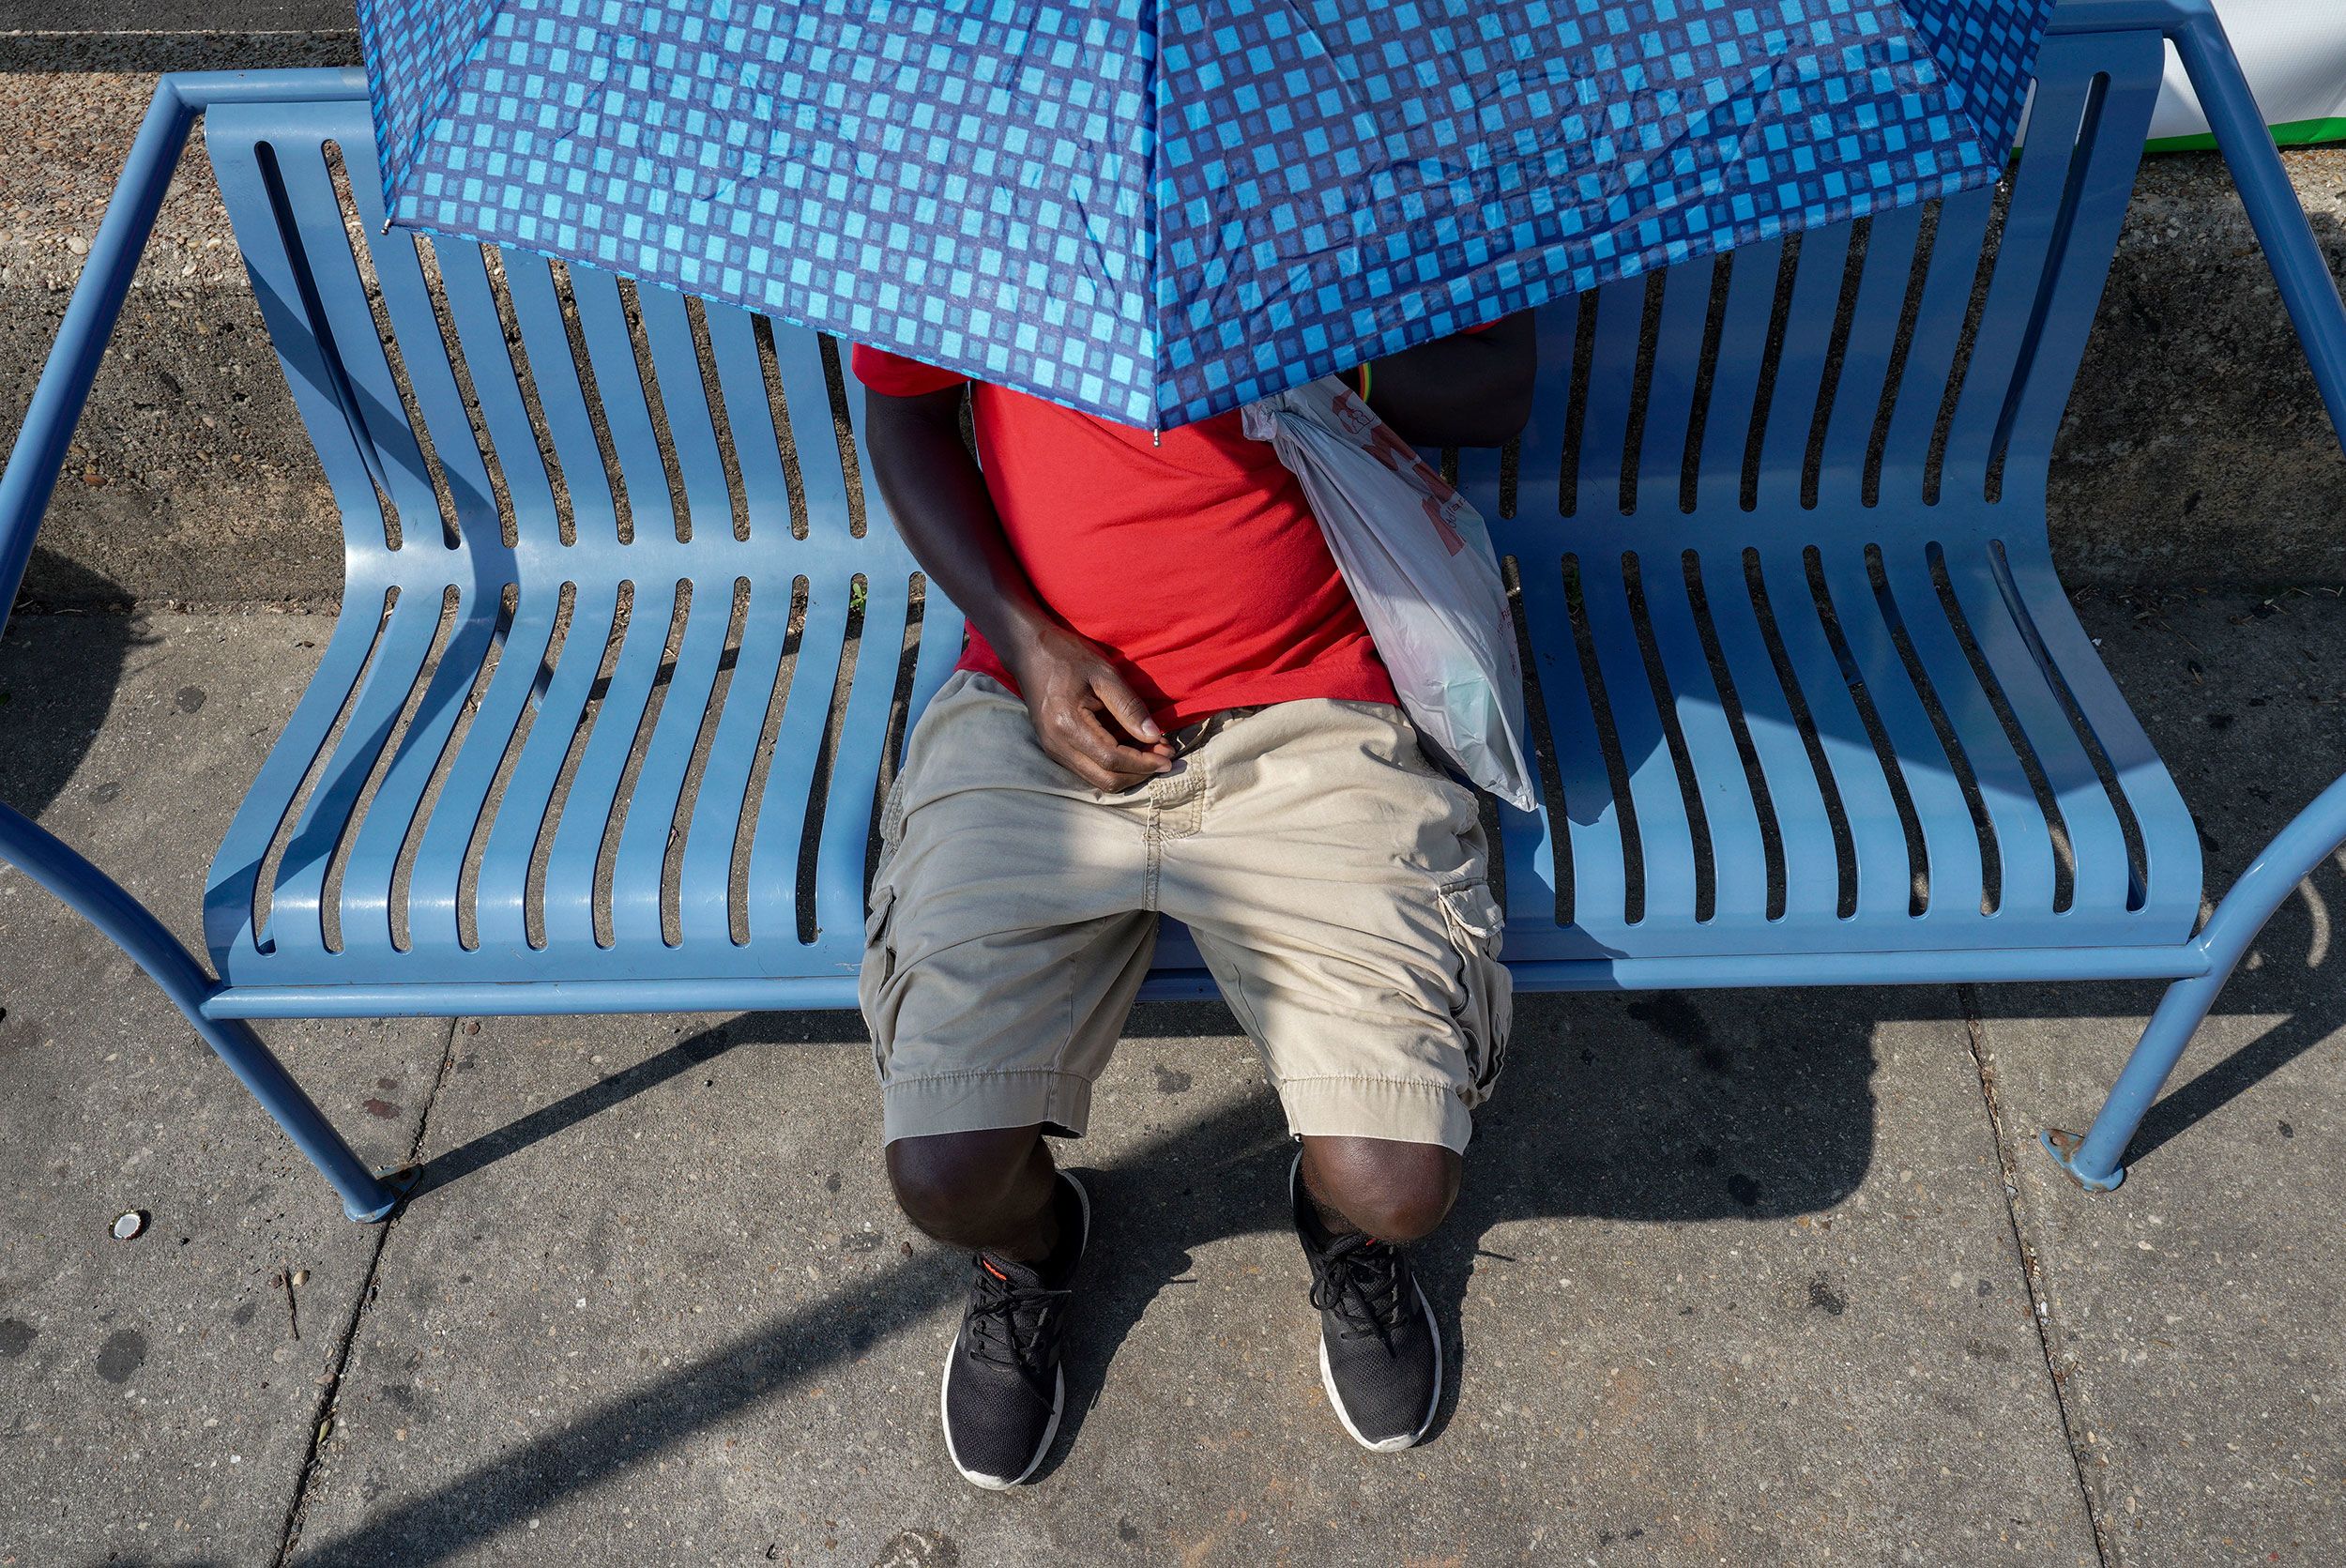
[861,388,1055,663]
[1365,312,1538,449]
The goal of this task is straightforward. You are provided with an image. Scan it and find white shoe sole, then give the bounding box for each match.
[1291,1152,1442,1453]
[941,1171,1090,1489]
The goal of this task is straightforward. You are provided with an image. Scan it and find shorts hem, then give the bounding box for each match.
[1276,1074,1474,1153]
[880,1069,1096,1145]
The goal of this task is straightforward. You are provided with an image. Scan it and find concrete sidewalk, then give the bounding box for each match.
[0,588,2342,1565]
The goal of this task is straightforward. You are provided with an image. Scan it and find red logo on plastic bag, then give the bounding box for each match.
[1329,387,1379,437]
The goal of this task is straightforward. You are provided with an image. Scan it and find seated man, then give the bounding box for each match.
[855,322,1536,1487]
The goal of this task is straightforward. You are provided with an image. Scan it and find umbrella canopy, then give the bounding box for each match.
[359,0,2053,430]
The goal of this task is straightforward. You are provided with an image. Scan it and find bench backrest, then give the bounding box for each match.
[1461,24,2167,548]
[206,26,2164,592]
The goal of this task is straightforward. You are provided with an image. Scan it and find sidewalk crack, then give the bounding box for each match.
[273,1015,464,1566]
[1958,984,2114,1568]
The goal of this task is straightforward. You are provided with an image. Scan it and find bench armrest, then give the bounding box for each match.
[2051,0,2346,454]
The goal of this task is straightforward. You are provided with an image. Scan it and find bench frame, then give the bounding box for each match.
[3,0,2344,1224]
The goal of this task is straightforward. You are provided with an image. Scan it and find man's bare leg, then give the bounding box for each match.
[1297,1134,1461,1242]
[887,1123,1062,1262]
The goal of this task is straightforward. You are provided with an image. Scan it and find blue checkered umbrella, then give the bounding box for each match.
[359,0,2053,430]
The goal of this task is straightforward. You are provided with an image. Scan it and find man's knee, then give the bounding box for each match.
[886,1125,1045,1231]
[1299,1134,1461,1243]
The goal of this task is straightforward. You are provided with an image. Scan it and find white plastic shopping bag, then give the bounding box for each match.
[1242,377,1537,811]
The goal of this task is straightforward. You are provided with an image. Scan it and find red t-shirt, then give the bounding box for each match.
[850,346,1398,731]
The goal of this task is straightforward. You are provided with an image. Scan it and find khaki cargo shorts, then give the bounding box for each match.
[858,672,1511,1152]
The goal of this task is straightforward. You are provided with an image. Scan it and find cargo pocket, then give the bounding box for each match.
[1438,877,1513,1104]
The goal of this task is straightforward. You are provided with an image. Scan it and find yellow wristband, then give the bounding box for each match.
[1357,361,1373,403]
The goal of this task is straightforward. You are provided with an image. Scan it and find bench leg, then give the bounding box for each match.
[192,1013,404,1224]
[0,803,400,1223]
[2040,972,2224,1192]
[2042,772,2346,1193]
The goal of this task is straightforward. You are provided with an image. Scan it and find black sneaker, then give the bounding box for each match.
[1290,1153,1441,1452]
[939,1171,1089,1488]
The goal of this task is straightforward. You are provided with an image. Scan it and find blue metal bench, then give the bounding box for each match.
[4,0,2344,1225]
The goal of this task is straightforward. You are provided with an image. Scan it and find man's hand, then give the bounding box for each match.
[1001,623,1175,791]
[861,386,1173,790]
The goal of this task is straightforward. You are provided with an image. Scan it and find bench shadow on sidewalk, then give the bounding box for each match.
[312,832,2346,1563]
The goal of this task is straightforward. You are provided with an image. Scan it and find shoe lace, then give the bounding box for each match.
[963,1260,1071,1379]
[1307,1233,1409,1353]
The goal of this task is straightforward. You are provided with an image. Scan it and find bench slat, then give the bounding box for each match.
[1636,550,1771,922]
[701,305,797,540]
[815,570,914,946]
[1940,44,2139,506]
[203,112,393,542]
[1631,262,1716,512]
[1690,238,1781,517]
[1942,552,2133,917]
[610,574,740,950]
[1753,224,1852,510]
[1814,205,1925,514]
[769,328,856,543]
[1815,546,1988,921]
[1476,304,1578,928]
[267,584,446,953]
[334,586,498,955]
[676,575,803,949]
[1997,541,2197,923]
[403,584,564,955]
[743,580,853,944]
[430,241,559,543]
[472,579,622,954]
[1874,189,1995,507]
[633,285,737,540]
[342,136,501,548]
[497,257,624,545]
[1574,277,1643,519]
[2000,35,2169,485]
[1752,540,1912,922]
[567,266,684,545]
[205,573,392,961]
[1689,546,1842,924]
[1577,550,1699,925]
[268,138,447,547]
[1873,543,2059,919]
[541,578,690,950]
